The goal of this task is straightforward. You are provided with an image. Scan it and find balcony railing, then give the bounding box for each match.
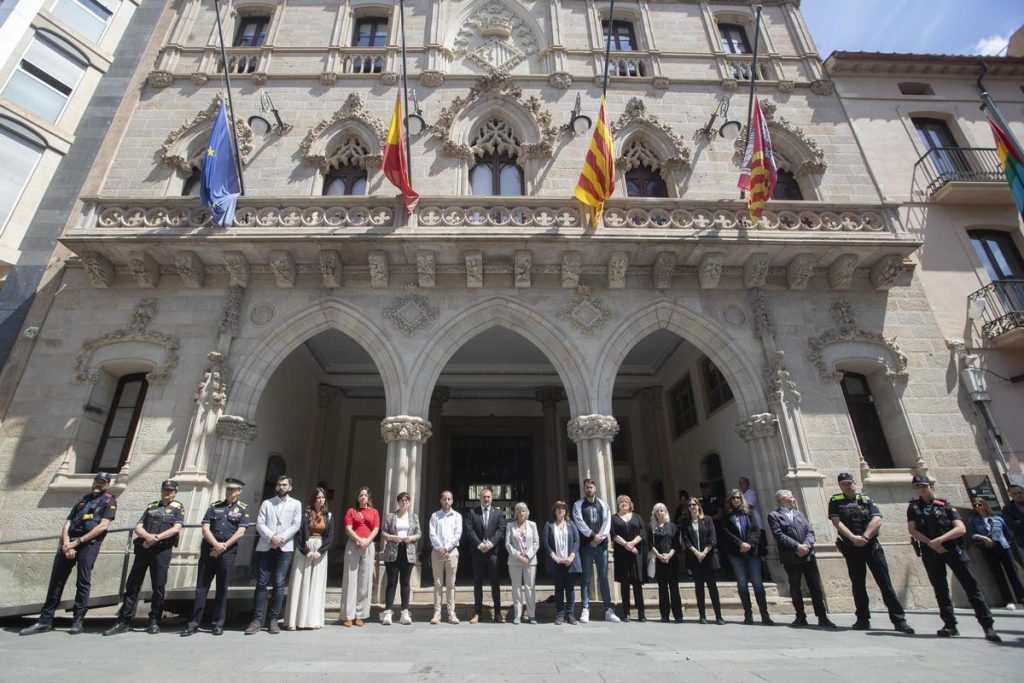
[968,279,1024,341]
[340,49,386,75]
[722,54,773,81]
[608,51,651,78]
[913,147,1004,196]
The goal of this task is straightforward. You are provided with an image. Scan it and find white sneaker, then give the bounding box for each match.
[1005,603,1018,611]
[579,607,590,624]
[605,609,621,623]
[381,610,392,625]
[400,610,412,625]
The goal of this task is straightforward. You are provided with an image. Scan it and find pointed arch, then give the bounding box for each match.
[733,100,826,193]
[405,296,590,418]
[160,95,254,174]
[611,98,691,187]
[299,93,387,173]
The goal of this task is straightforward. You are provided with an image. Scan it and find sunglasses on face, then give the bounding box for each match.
[688,503,699,508]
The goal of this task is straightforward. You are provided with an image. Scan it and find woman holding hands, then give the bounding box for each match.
[506,502,540,624]
[284,487,334,630]
[380,491,422,625]
[611,495,646,622]
[681,497,724,624]
[543,500,581,624]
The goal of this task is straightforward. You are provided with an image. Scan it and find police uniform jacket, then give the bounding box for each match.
[907,497,963,554]
[67,491,118,544]
[828,492,880,542]
[1001,501,1024,549]
[201,499,252,546]
[135,499,185,551]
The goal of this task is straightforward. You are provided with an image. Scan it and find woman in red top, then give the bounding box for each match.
[341,486,380,626]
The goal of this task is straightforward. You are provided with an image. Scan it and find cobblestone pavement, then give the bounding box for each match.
[0,609,1021,682]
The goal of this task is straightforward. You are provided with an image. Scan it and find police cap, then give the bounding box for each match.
[837,472,855,484]
[911,474,931,486]
[160,479,178,491]
[94,472,113,483]
[225,477,245,489]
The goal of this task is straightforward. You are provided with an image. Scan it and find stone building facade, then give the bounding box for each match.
[0,0,1009,613]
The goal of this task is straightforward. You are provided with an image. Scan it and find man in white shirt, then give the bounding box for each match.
[428,490,463,625]
[245,475,302,635]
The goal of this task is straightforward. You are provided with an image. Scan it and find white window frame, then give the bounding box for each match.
[0,118,47,234]
[1,31,89,124]
[49,0,119,44]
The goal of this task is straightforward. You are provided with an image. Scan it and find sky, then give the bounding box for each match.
[801,0,1024,58]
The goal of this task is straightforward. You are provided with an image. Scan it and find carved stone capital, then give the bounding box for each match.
[269,251,296,288]
[567,414,620,443]
[216,415,258,443]
[381,416,433,443]
[190,72,209,86]
[828,254,859,291]
[787,254,815,290]
[515,250,532,288]
[319,250,342,288]
[417,251,436,288]
[561,252,581,289]
[652,76,671,90]
[369,251,389,288]
[736,413,778,442]
[534,385,564,409]
[653,252,676,290]
[224,250,250,288]
[147,70,174,88]
[870,255,903,290]
[379,72,399,86]
[127,251,160,288]
[777,79,795,93]
[420,70,444,87]
[743,253,770,289]
[549,72,572,89]
[810,79,835,96]
[608,252,628,289]
[320,71,338,86]
[175,251,205,288]
[721,78,738,91]
[82,252,113,289]
[251,71,268,86]
[699,253,724,290]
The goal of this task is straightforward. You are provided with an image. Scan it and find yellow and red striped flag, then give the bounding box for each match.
[381,92,420,213]
[737,97,777,223]
[574,97,615,227]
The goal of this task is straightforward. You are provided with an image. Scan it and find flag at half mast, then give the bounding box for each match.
[381,92,420,213]
[574,97,615,227]
[199,101,241,227]
[737,97,777,223]
[988,116,1024,221]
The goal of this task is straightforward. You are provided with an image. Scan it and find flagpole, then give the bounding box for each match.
[213,0,245,196]
[601,0,617,97]
[740,4,763,199]
[978,61,1024,164]
[399,0,413,183]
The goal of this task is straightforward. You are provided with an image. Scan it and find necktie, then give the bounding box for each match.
[483,507,489,529]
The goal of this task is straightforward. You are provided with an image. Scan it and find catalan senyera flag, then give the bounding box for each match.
[382,93,420,213]
[574,97,615,227]
[988,116,1024,221]
[738,97,777,223]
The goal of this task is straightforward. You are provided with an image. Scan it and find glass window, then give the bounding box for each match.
[51,0,116,43]
[669,374,698,438]
[233,15,269,47]
[470,153,523,196]
[353,17,389,47]
[0,120,45,231]
[324,164,367,196]
[625,165,667,197]
[969,230,1024,281]
[772,170,803,200]
[601,19,637,51]
[912,117,970,179]
[92,373,148,472]
[2,34,87,123]
[840,372,895,470]
[718,22,752,54]
[182,164,202,196]
[701,357,733,414]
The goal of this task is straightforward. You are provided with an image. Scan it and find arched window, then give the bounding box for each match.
[234,14,270,47]
[324,164,367,196]
[772,169,803,200]
[470,153,523,196]
[718,22,752,54]
[602,19,638,51]
[182,164,202,196]
[840,371,895,470]
[92,373,149,473]
[625,164,667,198]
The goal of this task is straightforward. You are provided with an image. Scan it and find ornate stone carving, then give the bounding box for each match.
[652,76,670,90]
[870,255,903,290]
[218,285,245,337]
[195,351,230,408]
[383,284,440,336]
[93,203,395,229]
[216,415,258,443]
[190,72,208,86]
[747,287,775,339]
[721,78,738,91]
[743,253,771,289]
[127,251,159,289]
[611,98,691,172]
[828,254,859,290]
[777,79,795,93]
[418,203,579,229]
[223,251,249,288]
[733,100,827,178]
[559,286,612,336]
[736,413,778,441]
[420,70,444,87]
[379,72,399,86]
[810,79,835,96]
[251,71,268,86]
[380,415,433,443]
[319,250,342,288]
[567,414,620,442]
[699,253,724,289]
[534,385,564,408]
[161,96,253,172]
[786,254,815,290]
[417,251,436,288]
[249,302,275,326]
[368,251,389,288]
[269,251,296,288]
[466,251,483,288]
[549,72,572,89]
[319,71,338,86]
[299,93,387,172]
[807,299,909,383]
[82,252,113,289]
[766,350,801,404]
[514,250,532,288]
[608,252,628,289]
[147,70,174,88]
[653,252,676,290]
[453,1,538,74]
[175,251,205,288]
[600,206,889,232]
[74,299,179,385]
[561,252,581,289]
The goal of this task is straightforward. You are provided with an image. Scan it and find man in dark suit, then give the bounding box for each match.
[465,487,506,623]
[767,489,836,629]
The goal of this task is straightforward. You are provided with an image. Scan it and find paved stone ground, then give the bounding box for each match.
[0,609,1021,682]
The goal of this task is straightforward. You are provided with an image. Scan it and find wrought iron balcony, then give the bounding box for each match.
[968,279,1024,345]
[913,147,1007,202]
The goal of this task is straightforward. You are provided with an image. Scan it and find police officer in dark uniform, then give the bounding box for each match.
[181,477,252,636]
[907,474,1001,642]
[698,481,723,521]
[20,472,118,635]
[828,472,914,633]
[103,480,185,635]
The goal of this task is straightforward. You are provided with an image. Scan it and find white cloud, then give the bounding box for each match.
[973,33,1009,55]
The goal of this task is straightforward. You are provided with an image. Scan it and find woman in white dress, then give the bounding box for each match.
[284,487,334,629]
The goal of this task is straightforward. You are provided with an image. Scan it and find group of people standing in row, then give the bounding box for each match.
[19,470,1023,643]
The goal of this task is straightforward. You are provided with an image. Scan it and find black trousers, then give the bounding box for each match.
[39,542,101,623]
[922,548,993,629]
[551,564,577,615]
[840,542,906,624]
[619,579,645,618]
[691,561,722,619]
[385,553,413,612]
[472,550,502,613]
[654,561,683,620]
[117,545,173,623]
[980,545,1024,605]
[188,545,237,629]
[783,558,827,619]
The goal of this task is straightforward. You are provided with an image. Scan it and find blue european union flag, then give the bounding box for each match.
[199,102,241,227]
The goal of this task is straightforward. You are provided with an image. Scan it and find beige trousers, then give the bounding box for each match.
[509,563,537,619]
[431,548,459,617]
[342,539,374,619]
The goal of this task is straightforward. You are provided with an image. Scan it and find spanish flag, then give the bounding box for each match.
[382,93,420,213]
[574,97,615,228]
[738,97,777,223]
[988,116,1024,222]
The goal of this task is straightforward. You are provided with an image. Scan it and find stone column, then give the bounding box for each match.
[381,416,433,515]
[638,386,675,505]
[567,414,619,515]
[535,386,566,502]
[421,387,449,522]
[304,384,340,493]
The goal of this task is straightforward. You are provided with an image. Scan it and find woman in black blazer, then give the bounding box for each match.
[720,489,773,625]
[680,497,724,624]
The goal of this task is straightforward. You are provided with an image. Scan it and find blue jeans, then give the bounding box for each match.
[728,553,764,599]
[579,542,612,611]
[252,549,293,622]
